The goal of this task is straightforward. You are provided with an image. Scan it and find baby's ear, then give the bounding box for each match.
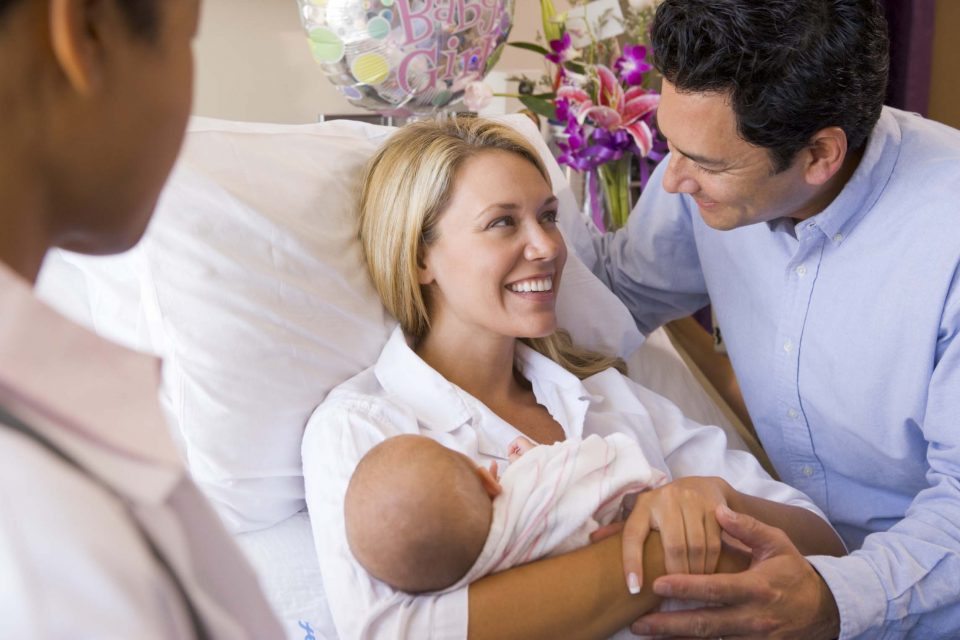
[476,463,502,498]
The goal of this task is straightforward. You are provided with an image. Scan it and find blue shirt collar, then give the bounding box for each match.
[767,106,902,243]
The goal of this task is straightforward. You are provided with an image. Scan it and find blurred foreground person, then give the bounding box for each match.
[0,1,282,637]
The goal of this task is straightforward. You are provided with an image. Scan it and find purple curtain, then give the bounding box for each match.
[882,0,936,115]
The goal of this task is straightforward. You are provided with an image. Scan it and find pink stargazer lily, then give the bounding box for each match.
[560,65,659,156]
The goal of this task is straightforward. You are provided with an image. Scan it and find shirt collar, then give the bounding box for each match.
[374,326,598,441]
[768,106,902,243]
[374,326,473,433]
[515,341,598,442]
[0,261,181,503]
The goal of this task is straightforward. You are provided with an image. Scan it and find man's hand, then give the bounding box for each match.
[631,505,841,639]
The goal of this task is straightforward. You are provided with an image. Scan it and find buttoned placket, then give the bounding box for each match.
[772,220,828,505]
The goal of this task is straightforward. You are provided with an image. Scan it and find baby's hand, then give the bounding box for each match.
[619,477,731,594]
[506,436,535,463]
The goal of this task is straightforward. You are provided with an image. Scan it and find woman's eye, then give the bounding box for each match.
[489,216,515,228]
[696,164,721,175]
[541,210,559,224]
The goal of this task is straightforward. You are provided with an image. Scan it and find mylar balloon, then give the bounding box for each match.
[297,0,515,116]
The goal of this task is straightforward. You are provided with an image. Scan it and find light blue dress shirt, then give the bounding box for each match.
[574,107,960,639]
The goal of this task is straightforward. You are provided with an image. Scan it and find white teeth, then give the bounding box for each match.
[509,276,553,293]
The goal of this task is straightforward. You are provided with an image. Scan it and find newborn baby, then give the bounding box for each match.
[344,433,666,593]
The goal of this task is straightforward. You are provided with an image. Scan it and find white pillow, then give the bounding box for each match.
[135,115,642,532]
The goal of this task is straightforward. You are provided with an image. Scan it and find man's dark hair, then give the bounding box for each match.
[0,0,159,38]
[651,0,889,172]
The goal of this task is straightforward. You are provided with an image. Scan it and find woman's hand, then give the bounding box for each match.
[618,476,732,594]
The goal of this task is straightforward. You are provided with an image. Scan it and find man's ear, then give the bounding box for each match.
[49,0,107,95]
[802,126,848,186]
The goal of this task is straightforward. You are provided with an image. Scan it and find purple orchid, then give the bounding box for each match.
[614,44,652,87]
[546,32,573,65]
[562,65,659,155]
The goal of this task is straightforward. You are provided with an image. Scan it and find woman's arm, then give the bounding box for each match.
[468,531,749,640]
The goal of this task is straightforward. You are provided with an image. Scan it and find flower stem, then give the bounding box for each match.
[598,155,633,230]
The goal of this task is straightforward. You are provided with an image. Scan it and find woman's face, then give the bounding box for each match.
[418,150,566,343]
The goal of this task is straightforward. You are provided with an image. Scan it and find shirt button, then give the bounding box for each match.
[802,465,815,477]
[783,339,793,353]
[795,265,807,276]
[833,233,844,243]
[787,408,799,419]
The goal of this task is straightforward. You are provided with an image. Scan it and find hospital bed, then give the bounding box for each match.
[37,114,757,640]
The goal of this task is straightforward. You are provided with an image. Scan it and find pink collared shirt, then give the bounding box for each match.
[0,261,283,639]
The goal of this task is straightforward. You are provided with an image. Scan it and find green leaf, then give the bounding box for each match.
[540,0,562,42]
[508,41,551,57]
[518,95,557,121]
[564,61,587,75]
[484,43,505,74]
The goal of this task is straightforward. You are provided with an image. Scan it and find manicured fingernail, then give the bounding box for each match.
[627,572,641,594]
[653,580,672,596]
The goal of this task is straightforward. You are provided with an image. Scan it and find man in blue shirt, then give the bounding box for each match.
[574,0,960,638]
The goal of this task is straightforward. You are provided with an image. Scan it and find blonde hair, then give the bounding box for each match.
[359,115,625,378]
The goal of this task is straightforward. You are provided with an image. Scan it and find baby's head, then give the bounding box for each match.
[344,434,502,593]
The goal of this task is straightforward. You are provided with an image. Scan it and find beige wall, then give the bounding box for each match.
[193,0,557,124]
[195,1,960,128]
[930,0,960,129]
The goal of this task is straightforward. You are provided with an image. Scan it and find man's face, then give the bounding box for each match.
[656,80,817,230]
[58,0,201,256]
[104,0,201,250]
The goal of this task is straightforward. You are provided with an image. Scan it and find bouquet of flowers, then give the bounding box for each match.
[474,0,666,231]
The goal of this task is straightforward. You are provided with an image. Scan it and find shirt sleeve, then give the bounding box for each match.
[807,267,960,640]
[570,158,712,335]
[301,394,469,640]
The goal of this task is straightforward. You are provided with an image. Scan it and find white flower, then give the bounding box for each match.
[563,70,589,88]
[463,81,494,112]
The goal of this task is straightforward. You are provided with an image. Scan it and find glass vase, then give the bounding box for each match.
[598,155,633,231]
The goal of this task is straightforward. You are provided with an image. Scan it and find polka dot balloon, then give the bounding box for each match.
[297,0,515,116]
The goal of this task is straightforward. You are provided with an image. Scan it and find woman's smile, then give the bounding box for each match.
[506,275,554,294]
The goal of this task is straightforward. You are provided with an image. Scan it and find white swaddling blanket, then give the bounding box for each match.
[453,433,668,588]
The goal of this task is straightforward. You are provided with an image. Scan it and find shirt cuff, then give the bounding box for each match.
[807,553,886,640]
[433,587,469,639]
